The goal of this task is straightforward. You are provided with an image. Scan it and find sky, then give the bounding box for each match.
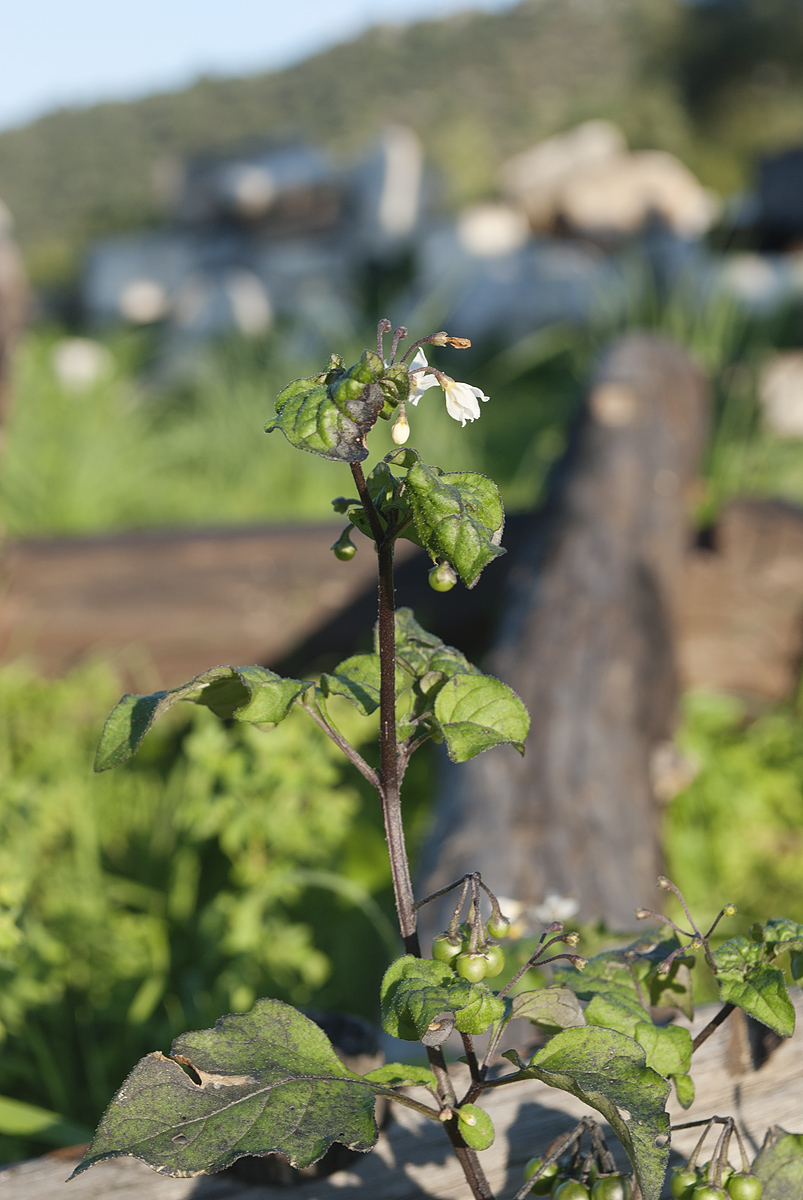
[1,0,518,133]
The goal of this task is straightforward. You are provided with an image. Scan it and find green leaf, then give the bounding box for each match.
[405,459,505,588]
[434,674,529,762]
[713,936,796,1036]
[362,1064,438,1091]
[319,653,406,716]
[763,918,803,958]
[453,987,505,1036]
[95,666,312,771]
[509,987,586,1033]
[586,991,649,1038]
[266,350,386,462]
[504,1026,671,1200]
[718,965,795,1037]
[72,999,379,1178]
[753,1126,803,1199]
[633,1022,693,1107]
[380,956,500,1043]
[378,363,411,415]
[457,1104,495,1151]
[673,1073,695,1109]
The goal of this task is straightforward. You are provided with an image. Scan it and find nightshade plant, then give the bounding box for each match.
[74,323,803,1200]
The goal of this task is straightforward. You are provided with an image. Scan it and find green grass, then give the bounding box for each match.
[0,657,435,1163]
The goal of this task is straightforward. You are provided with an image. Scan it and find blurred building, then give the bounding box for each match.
[84,127,427,339]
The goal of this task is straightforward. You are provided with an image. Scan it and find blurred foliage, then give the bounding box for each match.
[0,660,434,1162]
[4,0,803,283]
[664,689,803,937]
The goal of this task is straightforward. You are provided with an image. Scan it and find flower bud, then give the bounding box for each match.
[657,876,671,890]
[635,908,651,920]
[391,412,411,444]
[562,932,580,946]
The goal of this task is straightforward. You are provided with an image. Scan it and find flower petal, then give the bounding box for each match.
[443,380,487,425]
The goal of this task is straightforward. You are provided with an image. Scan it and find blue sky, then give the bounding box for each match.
[1,0,518,133]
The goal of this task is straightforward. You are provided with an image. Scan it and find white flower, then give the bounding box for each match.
[407,349,489,426]
[531,891,580,925]
[441,379,489,426]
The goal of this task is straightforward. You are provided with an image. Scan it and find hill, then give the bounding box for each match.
[2,0,803,285]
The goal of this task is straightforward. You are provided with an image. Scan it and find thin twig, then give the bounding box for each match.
[692,1003,736,1053]
[301,702,380,791]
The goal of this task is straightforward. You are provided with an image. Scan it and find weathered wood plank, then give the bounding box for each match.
[3,995,801,1200]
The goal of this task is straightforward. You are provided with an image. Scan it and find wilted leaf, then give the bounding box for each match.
[434,674,529,761]
[266,351,386,462]
[72,1000,379,1178]
[95,666,312,771]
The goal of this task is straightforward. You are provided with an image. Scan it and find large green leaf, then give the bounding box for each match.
[380,955,503,1043]
[501,1026,670,1200]
[266,350,390,462]
[754,1127,803,1199]
[95,666,313,771]
[633,1022,693,1109]
[405,459,505,588]
[713,937,796,1036]
[585,990,649,1038]
[555,936,695,1021]
[319,653,406,716]
[508,987,586,1033]
[433,674,529,761]
[72,1000,380,1178]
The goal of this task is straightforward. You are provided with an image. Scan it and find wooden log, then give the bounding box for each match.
[419,334,710,932]
[3,994,801,1200]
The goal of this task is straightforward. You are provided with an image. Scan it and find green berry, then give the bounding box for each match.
[691,1187,728,1199]
[331,530,357,560]
[591,1175,631,1200]
[432,933,462,965]
[483,943,505,978]
[523,1157,559,1195]
[429,562,457,592]
[671,1169,700,1199]
[488,913,511,939]
[552,1182,590,1199]
[455,951,488,982]
[726,1176,762,1200]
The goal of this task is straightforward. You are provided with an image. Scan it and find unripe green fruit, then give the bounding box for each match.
[455,951,488,982]
[488,914,511,939]
[333,541,356,561]
[483,943,505,978]
[726,1175,762,1200]
[552,1182,590,1199]
[671,1169,700,1199]
[691,1187,727,1199]
[591,1175,631,1200]
[429,562,457,592]
[524,1157,559,1195]
[432,933,462,965]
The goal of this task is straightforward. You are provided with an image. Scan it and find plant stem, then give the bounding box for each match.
[692,1002,736,1053]
[351,462,418,953]
[351,457,495,1200]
